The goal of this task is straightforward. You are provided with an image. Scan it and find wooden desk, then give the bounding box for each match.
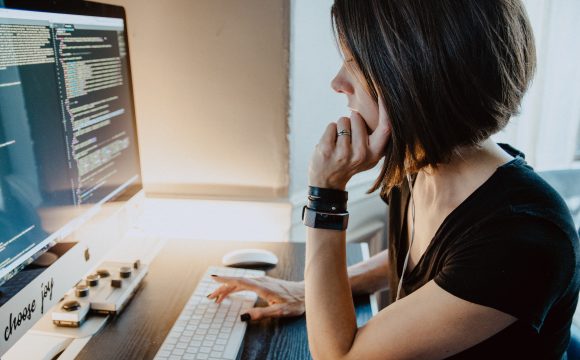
[77,240,375,359]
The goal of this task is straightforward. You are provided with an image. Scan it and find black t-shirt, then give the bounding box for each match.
[385,144,580,359]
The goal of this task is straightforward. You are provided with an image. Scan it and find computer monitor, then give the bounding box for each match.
[0,0,142,353]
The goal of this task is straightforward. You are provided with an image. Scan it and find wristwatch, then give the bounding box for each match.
[301,206,349,231]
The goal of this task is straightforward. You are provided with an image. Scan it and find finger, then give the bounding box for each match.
[209,284,238,304]
[241,303,289,321]
[210,275,270,301]
[336,116,352,149]
[350,112,368,163]
[319,122,338,149]
[209,276,247,302]
[368,96,392,158]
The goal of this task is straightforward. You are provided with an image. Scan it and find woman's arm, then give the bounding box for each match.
[305,212,516,360]
[304,102,392,358]
[348,249,389,295]
[305,227,357,358]
[208,248,390,321]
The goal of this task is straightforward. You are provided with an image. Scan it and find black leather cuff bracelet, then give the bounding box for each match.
[307,198,347,213]
[308,186,348,202]
[307,186,348,213]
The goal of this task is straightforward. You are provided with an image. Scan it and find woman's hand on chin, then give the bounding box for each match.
[309,97,391,190]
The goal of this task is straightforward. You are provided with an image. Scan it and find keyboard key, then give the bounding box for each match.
[171,348,185,355]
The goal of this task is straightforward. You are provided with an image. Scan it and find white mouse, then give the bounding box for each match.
[221,248,278,267]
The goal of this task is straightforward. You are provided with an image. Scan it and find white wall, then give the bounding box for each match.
[494,0,580,170]
[101,0,290,199]
[288,0,342,198]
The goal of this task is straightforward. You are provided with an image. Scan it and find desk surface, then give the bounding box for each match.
[77,240,374,360]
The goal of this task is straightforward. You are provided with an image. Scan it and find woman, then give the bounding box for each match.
[209,1,580,358]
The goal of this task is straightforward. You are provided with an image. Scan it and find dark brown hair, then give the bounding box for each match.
[331,0,536,195]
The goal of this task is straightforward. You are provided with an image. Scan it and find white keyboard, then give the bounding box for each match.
[154,266,265,360]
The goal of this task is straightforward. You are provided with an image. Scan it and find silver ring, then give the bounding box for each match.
[337,129,352,137]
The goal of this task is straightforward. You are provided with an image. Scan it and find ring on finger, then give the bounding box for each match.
[337,129,352,137]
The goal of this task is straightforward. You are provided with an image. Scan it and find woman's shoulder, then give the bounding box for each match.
[493,154,577,238]
[463,158,579,278]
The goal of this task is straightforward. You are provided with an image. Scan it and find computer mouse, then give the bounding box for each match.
[221,249,278,267]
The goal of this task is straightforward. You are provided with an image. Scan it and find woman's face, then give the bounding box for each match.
[331,60,379,133]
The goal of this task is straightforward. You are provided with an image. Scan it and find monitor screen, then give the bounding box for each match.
[0,2,141,286]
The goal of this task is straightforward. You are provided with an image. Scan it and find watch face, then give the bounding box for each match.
[302,207,348,231]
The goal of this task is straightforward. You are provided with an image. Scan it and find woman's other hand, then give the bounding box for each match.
[208,275,305,320]
[309,97,391,190]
